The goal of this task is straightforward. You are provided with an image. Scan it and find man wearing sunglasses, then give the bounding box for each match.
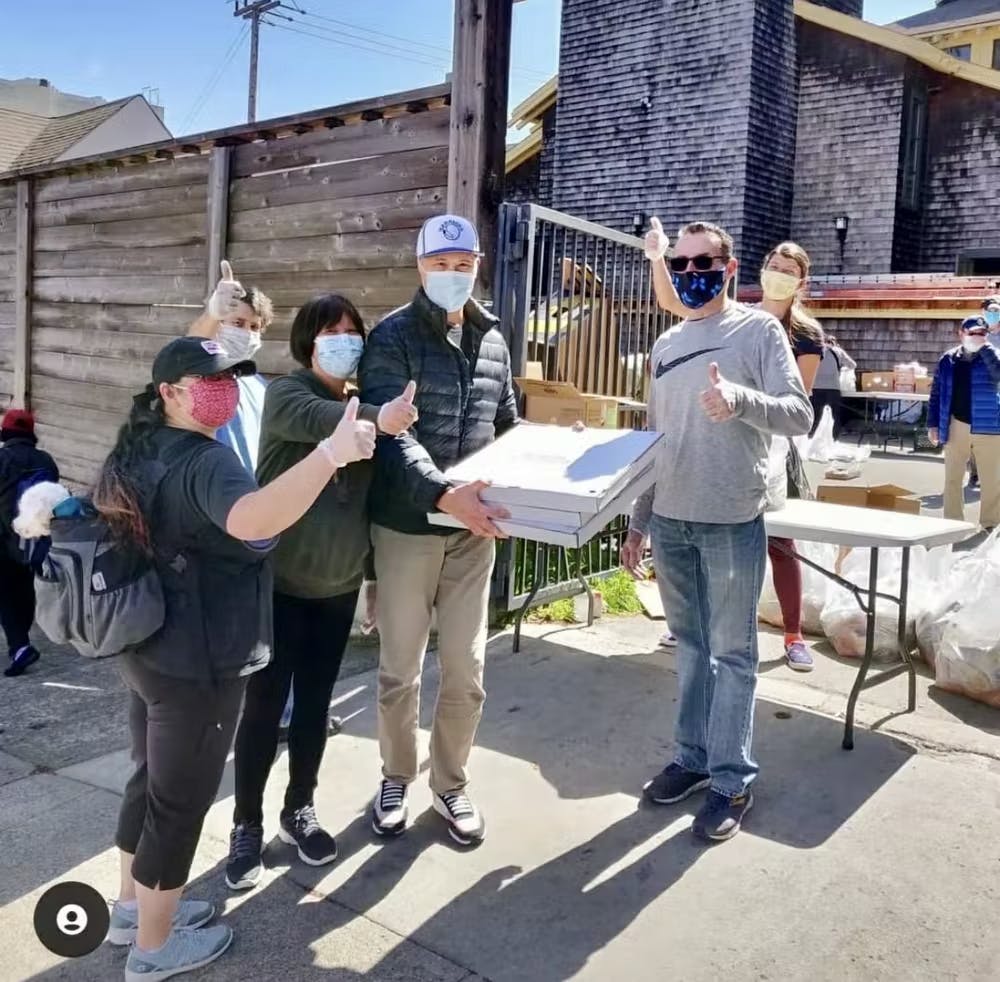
[622,220,813,841]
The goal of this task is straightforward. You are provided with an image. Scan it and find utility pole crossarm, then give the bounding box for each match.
[234,0,282,123]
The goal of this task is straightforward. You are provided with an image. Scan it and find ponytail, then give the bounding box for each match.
[93,384,164,551]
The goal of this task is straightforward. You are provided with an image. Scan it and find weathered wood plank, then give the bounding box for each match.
[34,244,208,275]
[228,150,447,213]
[14,179,32,407]
[35,419,117,457]
[0,302,14,329]
[245,267,419,310]
[205,147,230,295]
[34,213,206,252]
[33,274,205,306]
[228,187,445,243]
[260,305,402,340]
[33,182,209,227]
[33,398,125,442]
[32,350,152,388]
[33,155,211,204]
[225,229,421,275]
[32,302,198,336]
[230,109,450,178]
[32,373,136,414]
[33,327,172,362]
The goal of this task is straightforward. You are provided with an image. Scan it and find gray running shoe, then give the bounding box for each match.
[107,899,215,946]
[124,924,233,982]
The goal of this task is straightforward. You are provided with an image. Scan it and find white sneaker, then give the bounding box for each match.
[433,790,486,846]
[658,631,678,648]
[371,779,408,836]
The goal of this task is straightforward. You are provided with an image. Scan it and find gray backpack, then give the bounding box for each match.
[34,499,166,659]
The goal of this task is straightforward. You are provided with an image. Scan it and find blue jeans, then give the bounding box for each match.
[650,513,767,797]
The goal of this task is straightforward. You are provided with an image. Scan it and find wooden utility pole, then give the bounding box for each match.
[447,0,515,294]
[234,0,280,123]
[13,179,32,409]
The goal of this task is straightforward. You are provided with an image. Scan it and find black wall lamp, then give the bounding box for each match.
[834,214,850,246]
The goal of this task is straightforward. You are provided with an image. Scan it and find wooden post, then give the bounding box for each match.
[206,147,231,292]
[447,0,514,295]
[14,179,32,409]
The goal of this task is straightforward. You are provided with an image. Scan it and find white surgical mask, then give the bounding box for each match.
[424,270,476,313]
[315,334,364,379]
[219,324,262,361]
[760,269,801,302]
[962,336,987,354]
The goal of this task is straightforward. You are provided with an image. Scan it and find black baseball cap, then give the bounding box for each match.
[981,295,1000,309]
[961,315,988,334]
[152,337,256,386]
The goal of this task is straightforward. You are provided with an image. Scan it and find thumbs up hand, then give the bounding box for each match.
[644,216,670,262]
[376,379,419,435]
[206,259,246,321]
[320,396,377,467]
[699,362,738,422]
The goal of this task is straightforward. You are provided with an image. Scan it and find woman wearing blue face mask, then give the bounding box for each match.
[225,294,417,892]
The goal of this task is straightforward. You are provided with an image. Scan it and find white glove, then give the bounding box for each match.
[644,216,670,261]
[207,260,245,321]
[377,380,418,435]
[318,397,377,467]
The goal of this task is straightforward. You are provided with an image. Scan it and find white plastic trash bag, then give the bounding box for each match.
[915,534,1000,707]
[758,540,836,636]
[839,367,857,394]
[798,406,871,465]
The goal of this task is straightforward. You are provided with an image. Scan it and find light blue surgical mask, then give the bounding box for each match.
[424,270,476,313]
[315,334,364,379]
[985,309,1000,329]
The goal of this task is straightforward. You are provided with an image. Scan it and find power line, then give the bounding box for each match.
[179,21,249,133]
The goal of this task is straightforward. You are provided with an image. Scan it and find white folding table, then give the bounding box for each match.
[764,499,975,749]
[841,391,930,451]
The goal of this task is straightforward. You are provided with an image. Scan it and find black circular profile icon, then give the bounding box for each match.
[33,882,109,958]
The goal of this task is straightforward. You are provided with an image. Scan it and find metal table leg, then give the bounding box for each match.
[844,547,880,750]
[512,544,548,654]
[575,549,596,628]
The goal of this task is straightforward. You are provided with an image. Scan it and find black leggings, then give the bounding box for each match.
[116,656,246,890]
[233,589,358,825]
[0,555,35,657]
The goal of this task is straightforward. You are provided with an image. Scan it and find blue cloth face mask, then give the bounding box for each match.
[671,269,727,309]
[315,334,364,379]
[985,309,1000,329]
[424,271,476,312]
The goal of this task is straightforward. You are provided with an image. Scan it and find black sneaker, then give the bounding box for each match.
[278,804,338,866]
[692,790,754,842]
[433,790,486,847]
[4,645,39,678]
[643,762,711,805]
[372,779,409,837]
[225,821,264,891]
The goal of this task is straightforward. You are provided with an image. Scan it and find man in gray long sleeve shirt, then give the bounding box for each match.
[625,220,812,842]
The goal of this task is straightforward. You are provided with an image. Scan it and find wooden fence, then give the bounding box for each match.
[0,83,450,487]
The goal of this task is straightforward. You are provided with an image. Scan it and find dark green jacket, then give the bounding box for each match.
[256,369,379,599]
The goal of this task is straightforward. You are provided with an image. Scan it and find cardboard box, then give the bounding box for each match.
[817,483,921,515]
[515,378,618,428]
[861,372,894,393]
[915,376,932,395]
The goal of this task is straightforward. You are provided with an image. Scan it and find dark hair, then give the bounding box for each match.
[677,221,735,261]
[93,385,165,551]
[289,294,366,369]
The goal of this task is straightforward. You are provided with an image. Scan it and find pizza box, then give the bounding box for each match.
[439,424,663,515]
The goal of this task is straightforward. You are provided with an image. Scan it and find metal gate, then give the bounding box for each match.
[490,202,676,617]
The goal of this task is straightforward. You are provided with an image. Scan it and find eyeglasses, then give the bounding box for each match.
[668,253,725,273]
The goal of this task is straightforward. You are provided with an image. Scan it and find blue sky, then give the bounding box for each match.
[5,0,930,138]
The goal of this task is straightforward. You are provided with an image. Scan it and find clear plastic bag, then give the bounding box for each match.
[759,540,836,636]
[915,534,1000,707]
[839,367,857,394]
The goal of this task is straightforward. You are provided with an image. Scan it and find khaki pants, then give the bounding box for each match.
[943,418,1000,528]
[372,524,495,793]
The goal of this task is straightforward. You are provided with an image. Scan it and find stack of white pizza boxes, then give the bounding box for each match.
[428,424,663,548]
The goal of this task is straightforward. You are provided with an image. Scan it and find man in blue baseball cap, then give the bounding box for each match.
[359,215,518,847]
[928,315,1000,529]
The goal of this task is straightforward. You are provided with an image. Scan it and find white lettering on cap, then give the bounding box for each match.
[201,340,225,355]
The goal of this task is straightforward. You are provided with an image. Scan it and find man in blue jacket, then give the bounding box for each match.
[928,315,1000,529]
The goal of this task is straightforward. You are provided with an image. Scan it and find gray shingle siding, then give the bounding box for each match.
[790,23,907,275]
[812,1,863,15]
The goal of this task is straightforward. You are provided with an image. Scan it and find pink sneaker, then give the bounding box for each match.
[785,641,814,672]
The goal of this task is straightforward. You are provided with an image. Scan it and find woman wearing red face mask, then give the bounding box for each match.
[93,336,376,982]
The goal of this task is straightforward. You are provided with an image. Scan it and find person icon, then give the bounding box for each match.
[55,904,88,936]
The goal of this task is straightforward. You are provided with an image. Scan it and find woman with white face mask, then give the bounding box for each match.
[225,293,417,892]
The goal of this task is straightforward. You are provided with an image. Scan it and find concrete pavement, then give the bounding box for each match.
[2,613,999,982]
